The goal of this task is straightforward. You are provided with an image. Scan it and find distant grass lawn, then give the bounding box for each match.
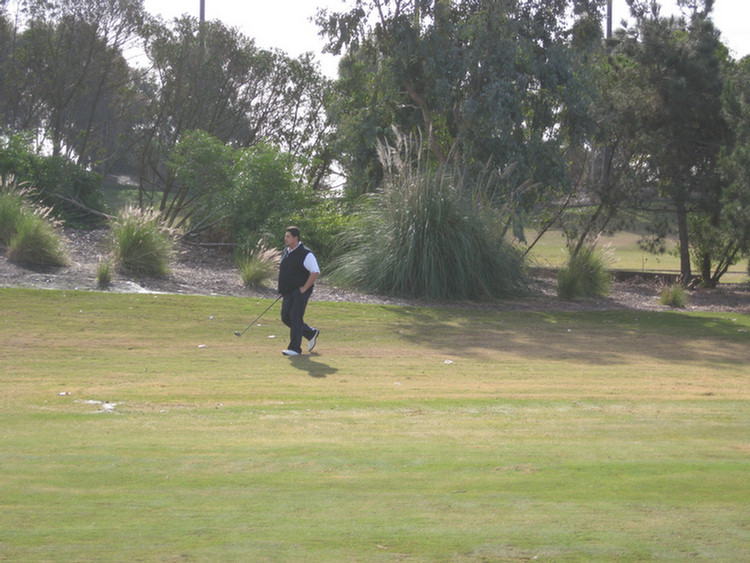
[1,288,749,562]
[526,230,748,283]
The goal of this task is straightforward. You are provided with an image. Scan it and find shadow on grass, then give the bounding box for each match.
[380,306,750,365]
[286,354,338,378]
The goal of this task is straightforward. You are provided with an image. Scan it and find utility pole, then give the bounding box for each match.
[200,0,205,23]
[606,0,612,40]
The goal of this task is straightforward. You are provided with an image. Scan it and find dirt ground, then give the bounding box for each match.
[1,227,749,314]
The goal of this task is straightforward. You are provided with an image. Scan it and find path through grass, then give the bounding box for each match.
[1,288,749,562]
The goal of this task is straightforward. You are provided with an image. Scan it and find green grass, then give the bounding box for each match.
[527,230,749,283]
[2,288,749,562]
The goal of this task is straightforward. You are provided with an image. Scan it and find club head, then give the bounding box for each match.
[234,331,242,337]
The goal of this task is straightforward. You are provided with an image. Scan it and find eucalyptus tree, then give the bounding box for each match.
[1,0,146,171]
[717,56,750,281]
[137,16,332,229]
[0,10,16,130]
[614,0,730,282]
[317,0,602,206]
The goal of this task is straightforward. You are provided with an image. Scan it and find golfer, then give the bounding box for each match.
[277,226,320,356]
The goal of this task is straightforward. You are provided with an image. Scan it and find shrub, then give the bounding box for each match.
[111,206,173,277]
[8,212,70,268]
[0,135,106,227]
[288,197,354,265]
[557,246,611,300]
[236,242,281,288]
[659,284,688,308]
[228,143,308,247]
[331,133,526,300]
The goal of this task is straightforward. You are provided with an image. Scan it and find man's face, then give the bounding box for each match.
[284,231,298,248]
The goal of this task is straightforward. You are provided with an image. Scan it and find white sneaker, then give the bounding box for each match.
[282,350,300,356]
[308,329,320,352]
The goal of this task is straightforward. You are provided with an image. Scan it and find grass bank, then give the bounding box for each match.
[526,230,748,283]
[1,288,749,562]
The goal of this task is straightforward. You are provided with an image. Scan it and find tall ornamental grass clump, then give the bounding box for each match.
[8,213,70,268]
[0,179,26,247]
[332,133,526,300]
[659,283,688,308]
[557,246,612,299]
[111,206,173,277]
[1,176,69,268]
[236,241,281,288]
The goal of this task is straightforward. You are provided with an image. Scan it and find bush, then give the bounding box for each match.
[228,143,308,248]
[288,197,354,265]
[8,212,70,268]
[557,247,611,300]
[331,133,526,300]
[0,135,106,228]
[236,242,281,288]
[659,284,688,308]
[111,206,173,277]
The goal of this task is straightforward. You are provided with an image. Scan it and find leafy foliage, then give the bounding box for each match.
[287,196,354,265]
[228,142,307,252]
[318,0,599,204]
[136,17,333,213]
[165,130,234,233]
[1,0,145,170]
[0,134,106,227]
[613,2,731,280]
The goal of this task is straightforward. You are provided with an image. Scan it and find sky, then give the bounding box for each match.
[3,0,747,71]
[142,0,750,78]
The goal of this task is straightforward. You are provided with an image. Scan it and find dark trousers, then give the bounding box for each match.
[280,288,315,353]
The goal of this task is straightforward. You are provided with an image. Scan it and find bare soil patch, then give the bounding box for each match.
[1,227,748,314]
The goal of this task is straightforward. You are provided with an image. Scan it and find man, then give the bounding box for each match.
[277,226,320,356]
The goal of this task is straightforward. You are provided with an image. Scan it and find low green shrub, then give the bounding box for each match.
[557,246,611,299]
[111,206,173,277]
[659,284,688,308]
[8,212,70,268]
[237,242,281,288]
[0,134,106,227]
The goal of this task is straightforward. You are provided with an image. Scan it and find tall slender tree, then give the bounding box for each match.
[615,0,730,282]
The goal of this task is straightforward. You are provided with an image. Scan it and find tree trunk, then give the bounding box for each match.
[675,200,692,283]
[700,254,711,287]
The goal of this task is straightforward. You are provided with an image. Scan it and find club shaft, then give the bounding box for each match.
[237,295,281,336]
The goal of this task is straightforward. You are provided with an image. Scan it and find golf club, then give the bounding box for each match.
[234,295,281,337]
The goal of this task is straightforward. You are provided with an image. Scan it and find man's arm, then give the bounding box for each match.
[300,271,318,293]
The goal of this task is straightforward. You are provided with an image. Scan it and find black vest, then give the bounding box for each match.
[278,243,312,295]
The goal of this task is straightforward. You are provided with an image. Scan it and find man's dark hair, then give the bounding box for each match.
[286,226,301,239]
